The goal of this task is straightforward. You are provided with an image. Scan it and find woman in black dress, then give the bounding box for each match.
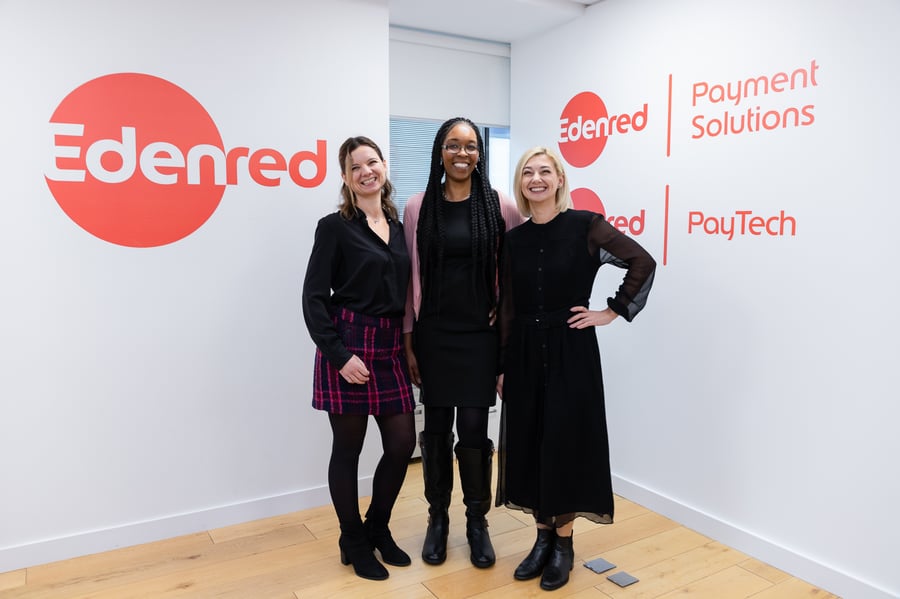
[496,147,656,591]
[402,117,524,568]
[302,136,416,581]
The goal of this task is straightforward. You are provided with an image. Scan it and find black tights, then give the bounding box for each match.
[535,513,576,529]
[423,405,489,449]
[328,412,416,528]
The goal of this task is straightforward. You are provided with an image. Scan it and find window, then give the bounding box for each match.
[389,117,510,219]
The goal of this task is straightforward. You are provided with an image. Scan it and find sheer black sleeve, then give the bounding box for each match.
[301,217,352,369]
[588,215,656,322]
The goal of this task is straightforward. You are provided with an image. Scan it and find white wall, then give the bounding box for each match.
[510,0,899,597]
[389,27,510,127]
[0,0,390,572]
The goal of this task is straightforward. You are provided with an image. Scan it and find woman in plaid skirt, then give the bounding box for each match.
[302,136,416,581]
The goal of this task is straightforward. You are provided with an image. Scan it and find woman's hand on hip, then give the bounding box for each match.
[567,306,619,328]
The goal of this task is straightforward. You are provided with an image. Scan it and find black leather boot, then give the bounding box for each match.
[364,507,411,566]
[514,527,556,580]
[338,519,389,581]
[455,441,496,568]
[420,431,454,565]
[540,533,574,591]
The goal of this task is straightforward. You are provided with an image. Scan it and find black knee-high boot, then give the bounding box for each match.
[455,440,496,568]
[420,431,454,565]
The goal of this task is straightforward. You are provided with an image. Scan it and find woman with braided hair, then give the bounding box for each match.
[403,117,524,568]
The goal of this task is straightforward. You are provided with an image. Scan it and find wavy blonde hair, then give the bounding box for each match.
[512,146,572,218]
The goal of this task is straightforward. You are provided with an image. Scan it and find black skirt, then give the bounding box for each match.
[497,309,613,524]
[414,319,498,408]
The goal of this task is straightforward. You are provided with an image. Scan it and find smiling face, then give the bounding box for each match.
[342,144,387,202]
[520,153,563,210]
[441,123,479,184]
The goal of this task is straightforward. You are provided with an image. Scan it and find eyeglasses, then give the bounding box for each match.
[442,143,479,155]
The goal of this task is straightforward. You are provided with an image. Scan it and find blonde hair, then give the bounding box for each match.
[512,146,572,218]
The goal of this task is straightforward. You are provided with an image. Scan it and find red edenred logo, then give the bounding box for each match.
[572,187,645,236]
[558,91,648,168]
[46,73,326,247]
[571,187,606,215]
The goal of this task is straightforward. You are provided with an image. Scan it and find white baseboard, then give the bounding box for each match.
[0,480,368,574]
[612,474,896,599]
[6,475,895,599]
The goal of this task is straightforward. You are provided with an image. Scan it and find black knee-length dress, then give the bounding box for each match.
[496,210,655,523]
[414,198,497,408]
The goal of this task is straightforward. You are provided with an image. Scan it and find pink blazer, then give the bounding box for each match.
[402,190,525,334]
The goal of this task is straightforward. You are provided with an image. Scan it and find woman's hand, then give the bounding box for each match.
[496,373,504,400]
[404,333,421,386]
[567,306,619,329]
[339,355,370,385]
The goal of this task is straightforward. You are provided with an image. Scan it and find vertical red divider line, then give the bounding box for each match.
[666,73,673,157]
[663,184,670,266]
[664,74,673,265]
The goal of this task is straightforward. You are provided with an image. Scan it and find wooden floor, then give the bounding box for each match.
[0,459,838,598]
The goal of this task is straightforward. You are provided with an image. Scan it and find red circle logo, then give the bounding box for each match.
[571,187,606,216]
[46,73,225,247]
[558,91,609,168]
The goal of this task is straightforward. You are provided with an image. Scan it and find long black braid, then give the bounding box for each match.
[417,117,506,312]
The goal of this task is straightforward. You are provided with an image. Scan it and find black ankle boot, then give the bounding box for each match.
[514,527,556,580]
[540,533,574,591]
[339,520,389,581]
[420,432,454,565]
[364,509,411,567]
[456,441,496,569]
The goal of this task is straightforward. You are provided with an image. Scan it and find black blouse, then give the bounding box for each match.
[420,198,492,328]
[302,210,411,369]
[498,210,656,355]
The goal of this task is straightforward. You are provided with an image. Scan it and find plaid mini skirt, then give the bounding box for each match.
[312,307,415,415]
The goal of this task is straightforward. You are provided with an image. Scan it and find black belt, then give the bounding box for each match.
[518,307,573,329]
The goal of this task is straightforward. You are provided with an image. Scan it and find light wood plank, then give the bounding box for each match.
[559,589,616,599]
[594,541,750,598]
[4,458,839,599]
[582,526,710,574]
[750,577,842,598]
[10,532,214,594]
[568,511,682,560]
[0,569,26,592]
[656,564,772,598]
[209,510,311,544]
[367,582,445,598]
[739,557,792,585]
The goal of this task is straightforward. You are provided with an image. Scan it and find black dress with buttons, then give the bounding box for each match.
[495,209,655,523]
